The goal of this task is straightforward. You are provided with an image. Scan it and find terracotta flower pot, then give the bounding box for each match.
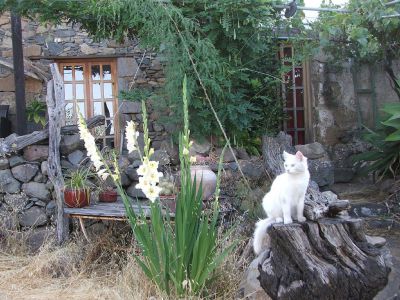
[190,165,217,200]
[64,188,90,208]
[99,190,118,203]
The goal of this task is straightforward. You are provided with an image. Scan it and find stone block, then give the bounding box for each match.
[68,150,85,166]
[23,44,41,57]
[308,158,334,188]
[0,169,21,193]
[126,183,146,198]
[3,193,29,212]
[60,134,84,155]
[215,147,238,163]
[191,140,211,155]
[11,164,39,183]
[151,150,170,166]
[80,43,98,55]
[120,101,141,114]
[0,158,9,170]
[19,206,47,227]
[295,142,327,159]
[0,75,15,92]
[46,42,63,55]
[9,156,27,168]
[41,161,48,176]
[22,182,50,201]
[23,145,49,162]
[117,57,139,77]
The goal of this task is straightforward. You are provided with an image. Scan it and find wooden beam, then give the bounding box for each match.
[47,63,68,244]
[11,12,27,135]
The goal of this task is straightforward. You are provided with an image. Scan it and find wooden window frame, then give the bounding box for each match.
[57,58,119,149]
[279,44,313,145]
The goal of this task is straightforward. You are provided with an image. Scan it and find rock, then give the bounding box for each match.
[228,162,238,171]
[128,150,141,162]
[46,200,57,217]
[237,148,250,160]
[238,160,265,181]
[9,155,27,168]
[117,57,139,77]
[3,193,29,212]
[151,150,170,166]
[34,172,46,183]
[239,251,272,300]
[126,183,146,198]
[60,134,84,155]
[191,140,211,155]
[159,141,179,165]
[366,235,387,248]
[23,145,49,162]
[61,159,74,170]
[41,161,48,176]
[0,207,18,230]
[11,164,39,182]
[19,206,47,227]
[295,142,326,159]
[22,182,50,201]
[80,43,98,55]
[23,44,41,57]
[68,150,85,165]
[120,101,141,114]
[26,228,55,252]
[308,158,334,188]
[215,148,238,163]
[34,200,47,207]
[121,172,131,187]
[153,122,164,132]
[118,155,131,171]
[190,165,217,200]
[334,167,355,183]
[0,158,9,170]
[125,165,139,181]
[46,42,63,55]
[0,169,21,193]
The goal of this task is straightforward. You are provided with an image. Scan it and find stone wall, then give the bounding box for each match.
[0,12,167,148]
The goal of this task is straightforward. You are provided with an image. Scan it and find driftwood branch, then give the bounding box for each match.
[0,115,105,155]
[46,63,68,244]
[258,132,390,299]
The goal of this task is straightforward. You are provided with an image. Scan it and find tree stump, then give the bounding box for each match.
[257,133,391,299]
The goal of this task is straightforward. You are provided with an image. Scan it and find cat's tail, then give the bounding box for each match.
[253,217,274,255]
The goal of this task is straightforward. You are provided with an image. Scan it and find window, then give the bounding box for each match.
[59,60,118,148]
[279,45,311,145]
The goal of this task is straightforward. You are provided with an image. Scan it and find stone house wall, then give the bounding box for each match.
[0,12,170,150]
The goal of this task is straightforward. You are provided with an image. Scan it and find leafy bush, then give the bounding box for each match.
[26,100,46,127]
[354,103,400,180]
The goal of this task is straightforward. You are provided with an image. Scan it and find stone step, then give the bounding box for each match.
[330,183,389,203]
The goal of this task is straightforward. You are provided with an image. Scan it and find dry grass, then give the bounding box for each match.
[0,222,248,300]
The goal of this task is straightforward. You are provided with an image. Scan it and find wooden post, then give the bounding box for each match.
[47,63,68,244]
[11,12,27,135]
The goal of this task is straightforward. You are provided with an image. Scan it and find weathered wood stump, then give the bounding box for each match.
[257,132,390,299]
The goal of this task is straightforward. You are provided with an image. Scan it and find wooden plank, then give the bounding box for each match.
[47,63,69,244]
[11,12,26,135]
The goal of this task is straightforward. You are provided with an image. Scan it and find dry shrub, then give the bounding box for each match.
[0,220,248,299]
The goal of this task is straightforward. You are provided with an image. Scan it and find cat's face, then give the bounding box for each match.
[282,151,308,174]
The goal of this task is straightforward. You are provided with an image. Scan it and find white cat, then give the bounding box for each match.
[253,151,310,255]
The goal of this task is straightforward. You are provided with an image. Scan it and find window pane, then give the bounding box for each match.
[287,110,294,129]
[286,89,293,108]
[103,65,112,80]
[297,110,305,128]
[93,101,102,116]
[65,103,74,125]
[104,101,113,118]
[296,89,304,107]
[297,131,305,145]
[63,66,72,81]
[92,83,101,99]
[105,120,114,135]
[77,102,86,118]
[294,68,303,86]
[91,65,101,80]
[65,84,73,100]
[283,47,292,58]
[76,84,84,100]
[104,83,113,99]
[74,65,84,81]
[105,138,114,148]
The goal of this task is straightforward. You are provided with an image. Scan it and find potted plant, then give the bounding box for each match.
[99,186,118,203]
[26,99,47,132]
[64,168,91,208]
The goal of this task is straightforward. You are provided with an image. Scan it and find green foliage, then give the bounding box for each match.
[115,77,235,296]
[64,168,93,190]
[353,103,400,179]
[2,0,286,148]
[298,0,400,97]
[26,100,46,127]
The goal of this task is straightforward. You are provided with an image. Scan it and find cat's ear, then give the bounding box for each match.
[295,151,306,161]
[283,151,290,160]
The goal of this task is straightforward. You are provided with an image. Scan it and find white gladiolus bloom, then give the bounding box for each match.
[77,112,109,179]
[145,170,163,184]
[190,156,197,163]
[125,121,139,153]
[183,147,189,155]
[142,184,162,202]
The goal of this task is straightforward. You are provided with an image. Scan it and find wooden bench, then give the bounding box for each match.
[64,197,175,241]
